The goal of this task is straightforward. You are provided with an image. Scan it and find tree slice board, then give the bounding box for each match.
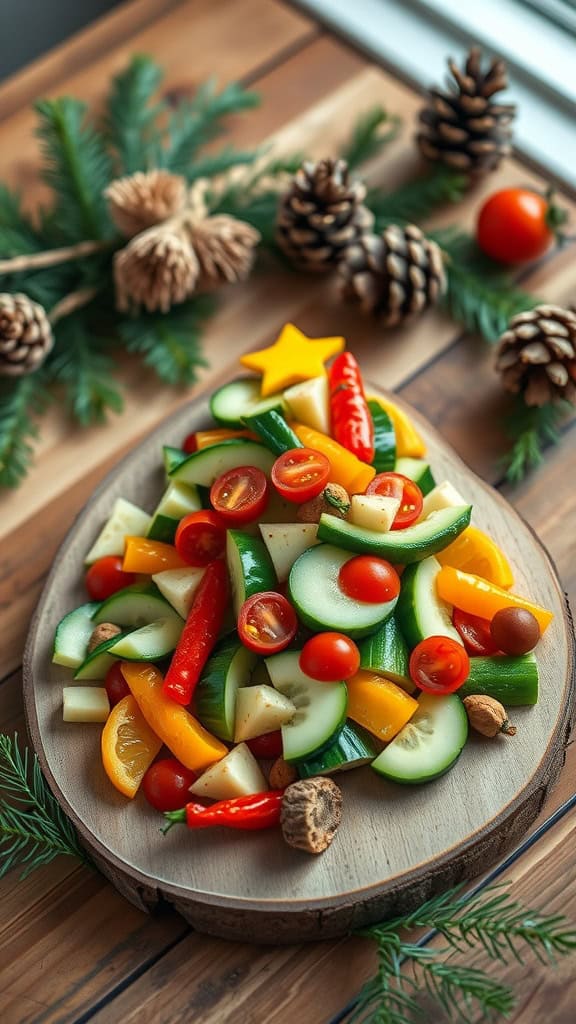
[23,385,575,944]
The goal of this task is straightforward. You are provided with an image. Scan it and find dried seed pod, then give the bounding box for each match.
[296,483,351,524]
[88,622,121,654]
[269,757,298,790]
[463,695,516,737]
[281,777,342,854]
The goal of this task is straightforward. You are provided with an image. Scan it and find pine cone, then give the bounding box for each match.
[496,305,576,407]
[338,224,446,327]
[417,48,516,176]
[187,215,260,288]
[276,158,374,272]
[106,170,187,238]
[0,293,53,376]
[114,224,199,313]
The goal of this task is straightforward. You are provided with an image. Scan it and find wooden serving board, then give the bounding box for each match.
[23,386,575,944]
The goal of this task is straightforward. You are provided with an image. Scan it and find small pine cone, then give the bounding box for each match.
[0,293,53,376]
[280,777,342,854]
[417,47,516,177]
[114,224,199,313]
[338,224,446,327]
[276,158,374,273]
[106,170,187,238]
[186,215,260,289]
[496,305,576,407]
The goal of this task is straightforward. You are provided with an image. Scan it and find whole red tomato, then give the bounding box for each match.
[476,188,565,264]
[85,556,135,601]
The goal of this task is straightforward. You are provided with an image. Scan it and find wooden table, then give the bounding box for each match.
[1,1,575,1020]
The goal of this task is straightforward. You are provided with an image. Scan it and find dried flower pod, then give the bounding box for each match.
[88,622,121,654]
[106,170,187,238]
[281,777,342,854]
[0,293,53,376]
[269,757,298,790]
[296,483,351,524]
[463,695,516,737]
[187,214,261,289]
[114,223,200,313]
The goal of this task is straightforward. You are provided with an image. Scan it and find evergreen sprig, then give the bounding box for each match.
[369,166,468,230]
[0,373,48,487]
[103,52,165,175]
[118,296,213,386]
[50,316,123,425]
[341,106,401,171]
[164,79,260,179]
[500,398,571,483]
[0,733,89,878]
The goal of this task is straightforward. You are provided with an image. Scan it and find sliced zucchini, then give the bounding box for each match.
[189,743,268,800]
[317,506,472,564]
[163,446,188,476]
[243,407,303,455]
[258,522,319,582]
[226,530,277,617]
[234,684,295,742]
[84,498,152,564]
[371,692,468,784]
[53,601,100,668]
[265,650,347,763]
[368,399,396,473]
[195,635,257,741]
[169,439,275,487]
[288,544,398,638]
[210,377,286,428]
[147,480,201,543]
[152,566,205,619]
[396,556,461,649]
[357,615,413,691]
[459,653,538,706]
[297,722,379,779]
[92,582,182,628]
[106,616,183,661]
[74,631,133,680]
[394,457,436,496]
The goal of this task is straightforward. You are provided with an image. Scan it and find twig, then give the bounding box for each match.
[0,238,110,275]
[48,286,100,324]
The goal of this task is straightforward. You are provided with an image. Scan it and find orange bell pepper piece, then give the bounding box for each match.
[436,566,553,634]
[195,428,258,449]
[346,671,418,742]
[292,423,376,494]
[123,536,188,574]
[121,662,227,772]
[365,395,427,458]
[436,525,514,589]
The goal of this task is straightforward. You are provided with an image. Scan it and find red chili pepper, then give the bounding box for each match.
[162,790,284,833]
[162,559,228,706]
[329,352,374,463]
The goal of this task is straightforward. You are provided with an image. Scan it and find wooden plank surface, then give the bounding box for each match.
[1,0,575,1020]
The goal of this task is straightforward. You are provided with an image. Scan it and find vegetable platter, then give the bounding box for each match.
[23,324,574,943]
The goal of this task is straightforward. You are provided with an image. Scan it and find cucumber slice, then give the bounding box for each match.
[73,631,133,680]
[163,446,188,476]
[243,407,303,455]
[396,556,461,649]
[371,692,468,784]
[265,650,348,763]
[459,653,538,706]
[169,439,275,487]
[368,399,396,472]
[93,583,182,628]
[357,615,413,691]
[289,544,398,638]
[147,481,201,543]
[226,530,277,617]
[53,601,100,668]
[317,506,472,564]
[106,616,183,661]
[297,722,379,779]
[394,457,436,496]
[210,377,286,427]
[84,498,152,564]
[195,635,257,741]
[259,522,319,582]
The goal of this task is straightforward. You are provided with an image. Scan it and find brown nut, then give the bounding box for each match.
[87,622,121,654]
[463,695,516,738]
[269,757,298,790]
[281,777,342,854]
[296,483,350,524]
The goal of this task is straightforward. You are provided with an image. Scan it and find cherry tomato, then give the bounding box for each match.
[85,556,135,601]
[338,555,401,604]
[210,465,269,525]
[476,188,561,264]
[246,731,283,759]
[299,633,360,682]
[453,608,499,656]
[365,472,423,530]
[174,510,226,566]
[271,448,330,503]
[182,432,197,454]
[238,591,298,655]
[142,757,197,812]
[409,636,470,695]
[104,662,131,707]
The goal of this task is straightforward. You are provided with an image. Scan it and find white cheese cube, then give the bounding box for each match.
[63,686,110,723]
[350,494,401,532]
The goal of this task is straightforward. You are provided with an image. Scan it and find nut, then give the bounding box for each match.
[87,622,121,654]
[463,695,517,738]
[281,777,342,854]
[296,483,350,524]
[269,757,298,790]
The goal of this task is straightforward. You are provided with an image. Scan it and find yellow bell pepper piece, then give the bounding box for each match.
[121,662,227,772]
[195,427,257,449]
[436,525,514,589]
[366,395,427,458]
[347,671,418,742]
[240,323,344,396]
[123,536,188,574]
[292,423,376,494]
[436,566,553,634]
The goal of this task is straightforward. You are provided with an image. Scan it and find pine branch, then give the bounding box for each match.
[0,734,88,878]
[500,398,571,483]
[118,297,213,386]
[369,166,468,231]
[187,145,262,183]
[0,373,48,488]
[35,97,114,242]
[340,106,402,171]
[0,184,44,256]
[103,53,165,174]
[50,315,123,425]
[210,153,304,247]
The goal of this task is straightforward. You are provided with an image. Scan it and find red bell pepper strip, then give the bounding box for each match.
[162,790,284,833]
[329,352,374,463]
[162,559,228,706]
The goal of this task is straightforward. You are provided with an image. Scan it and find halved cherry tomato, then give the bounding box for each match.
[271,448,330,503]
[409,636,470,695]
[210,465,269,526]
[299,633,360,682]
[338,555,401,604]
[182,432,197,454]
[142,757,197,812]
[174,510,226,566]
[85,556,135,601]
[104,662,131,707]
[238,592,298,655]
[453,608,499,656]
[246,731,283,759]
[365,472,423,530]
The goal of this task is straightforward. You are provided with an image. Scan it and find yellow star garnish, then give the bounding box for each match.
[240,323,345,396]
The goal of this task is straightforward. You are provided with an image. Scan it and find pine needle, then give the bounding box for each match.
[369,166,468,230]
[118,297,213,386]
[50,315,123,425]
[0,184,44,257]
[103,53,165,174]
[500,398,571,483]
[0,373,48,487]
[187,145,263,183]
[340,107,402,171]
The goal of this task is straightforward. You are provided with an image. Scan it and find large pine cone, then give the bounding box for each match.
[338,224,446,327]
[0,293,53,376]
[496,305,576,406]
[417,48,516,176]
[276,158,374,272]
